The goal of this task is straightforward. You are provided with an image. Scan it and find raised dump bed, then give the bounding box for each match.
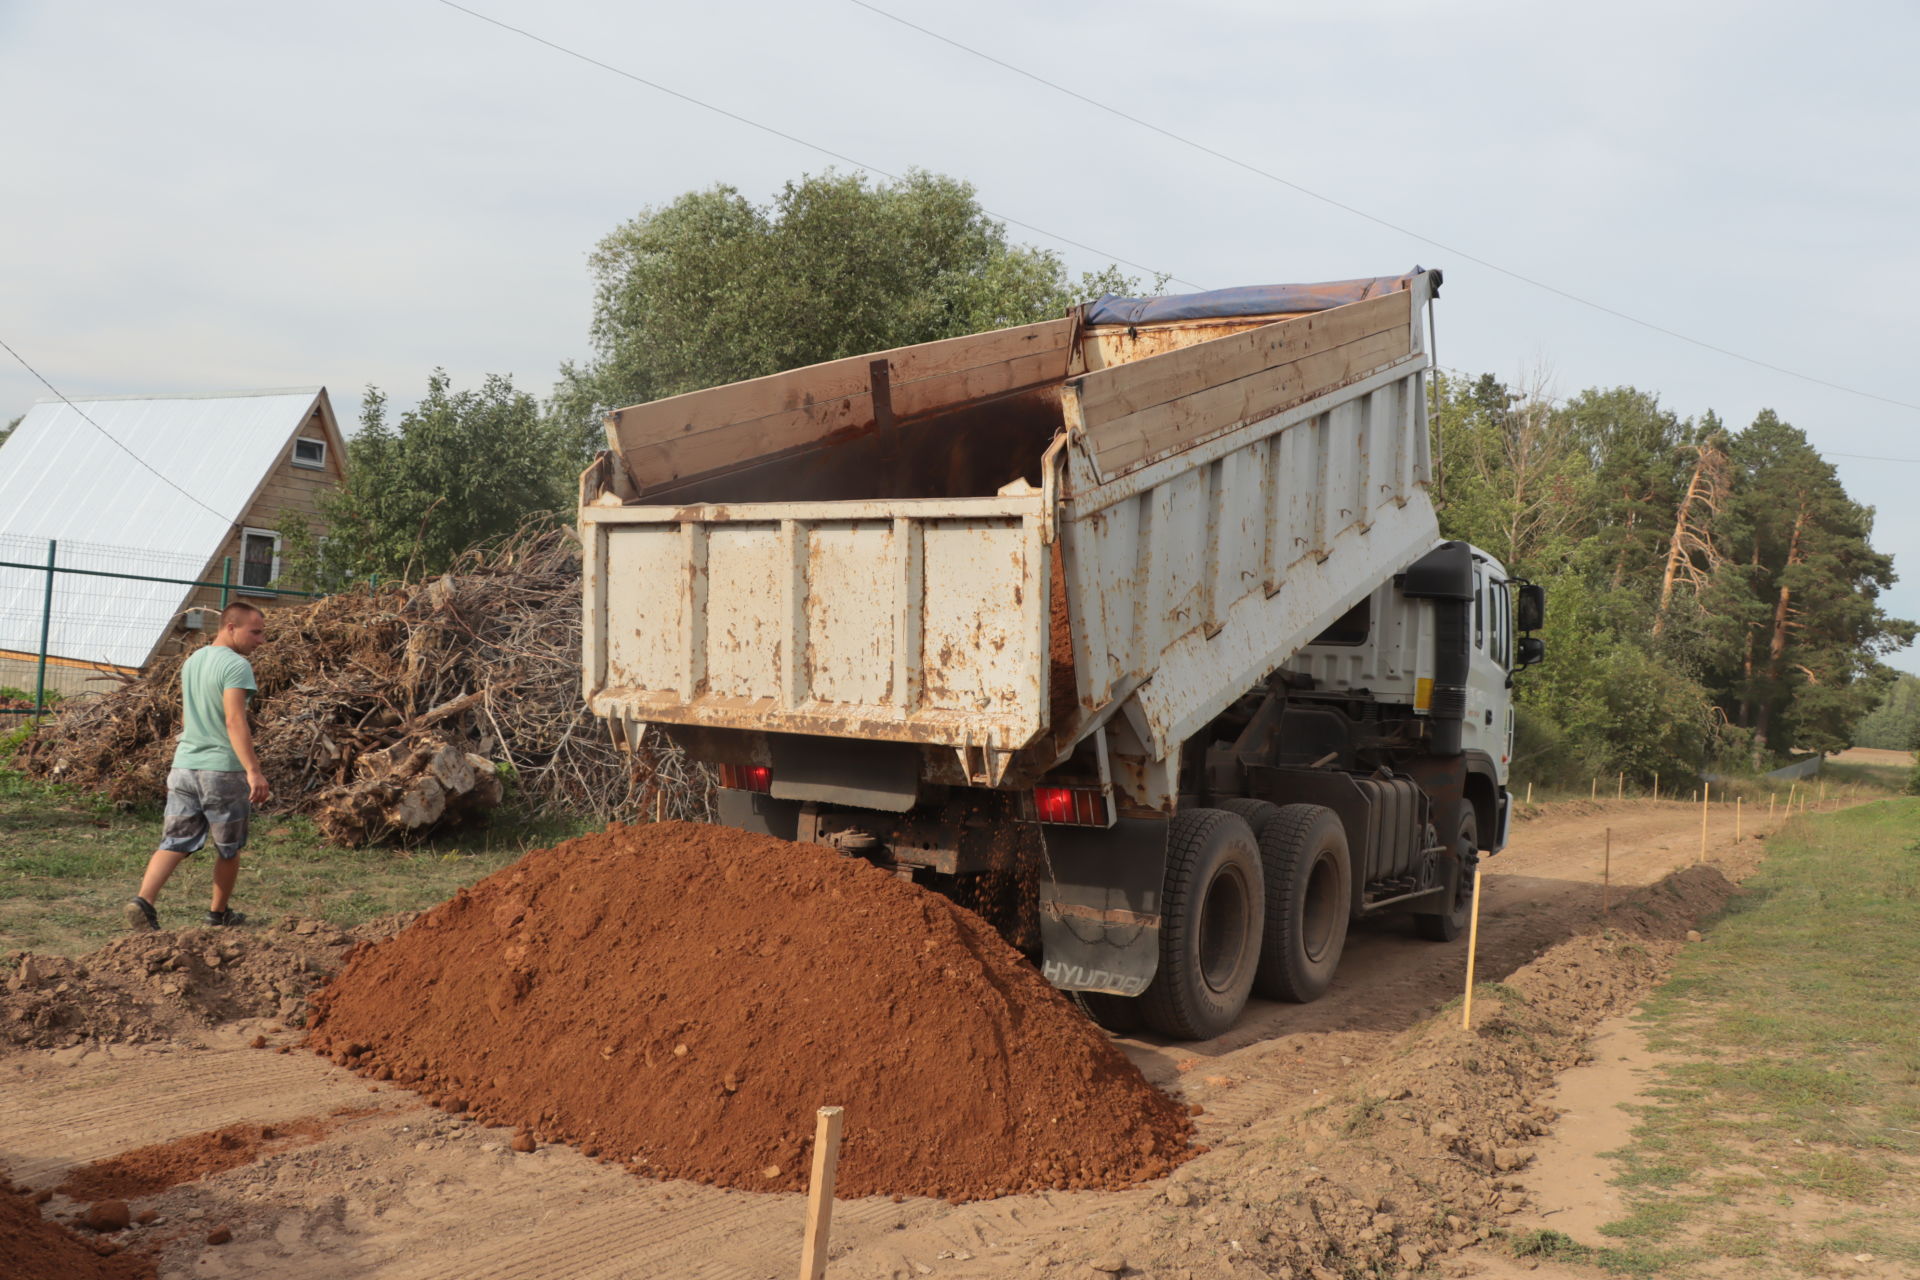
[581,269,1440,797]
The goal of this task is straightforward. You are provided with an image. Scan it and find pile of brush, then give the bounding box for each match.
[15,528,711,845]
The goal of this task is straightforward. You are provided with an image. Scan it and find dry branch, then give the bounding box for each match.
[16,527,713,844]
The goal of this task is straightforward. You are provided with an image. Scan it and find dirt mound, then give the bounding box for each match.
[56,1119,330,1201]
[1022,865,1747,1279]
[306,821,1193,1201]
[1,917,358,1049]
[0,1180,156,1280]
[14,529,710,843]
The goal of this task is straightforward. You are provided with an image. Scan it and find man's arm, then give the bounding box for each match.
[223,686,270,804]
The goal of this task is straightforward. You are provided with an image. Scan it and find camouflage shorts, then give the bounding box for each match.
[159,768,250,860]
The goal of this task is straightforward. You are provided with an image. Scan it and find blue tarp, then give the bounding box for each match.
[1085,268,1434,326]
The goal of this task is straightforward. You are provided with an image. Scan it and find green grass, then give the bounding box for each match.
[1587,799,1920,1277]
[0,766,599,955]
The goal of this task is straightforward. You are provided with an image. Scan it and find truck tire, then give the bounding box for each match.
[1254,804,1351,1002]
[1072,990,1143,1034]
[1215,797,1282,840]
[1414,808,1478,942]
[1138,809,1264,1040]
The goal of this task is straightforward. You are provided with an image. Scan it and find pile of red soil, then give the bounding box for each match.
[56,1120,327,1200]
[0,1181,155,1280]
[307,822,1192,1200]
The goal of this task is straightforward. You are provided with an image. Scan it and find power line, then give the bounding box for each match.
[850,0,1920,418]
[431,0,1200,290]
[1432,364,1920,464]
[0,335,237,522]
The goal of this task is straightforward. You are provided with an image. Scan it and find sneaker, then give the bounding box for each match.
[205,908,247,928]
[124,897,159,932]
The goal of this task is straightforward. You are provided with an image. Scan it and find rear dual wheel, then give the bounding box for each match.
[1254,804,1352,1002]
[1137,809,1264,1040]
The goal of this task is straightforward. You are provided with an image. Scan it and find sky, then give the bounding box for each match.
[3,0,1917,672]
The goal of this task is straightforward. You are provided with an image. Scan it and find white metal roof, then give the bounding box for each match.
[0,388,328,670]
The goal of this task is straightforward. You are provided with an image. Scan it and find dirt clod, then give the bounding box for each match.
[205,1226,232,1245]
[57,1121,327,1201]
[0,919,377,1049]
[0,1182,156,1280]
[307,821,1194,1200]
[81,1201,130,1232]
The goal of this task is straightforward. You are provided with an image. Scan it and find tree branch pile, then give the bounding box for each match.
[15,527,711,844]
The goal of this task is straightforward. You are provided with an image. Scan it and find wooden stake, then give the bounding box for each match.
[798,1106,845,1280]
[1699,782,1709,864]
[1591,777,1598,799]
[1820,779,1827,806]
[1736,796,1742,841]
[1653,772,1660,802]
[1526,781,1534,805]
[1461,867,1485,1030]
[1769,793,1776,821]
[1617,771,1624,799]
[1602,827,1611,917]
[1787,782,1796,815]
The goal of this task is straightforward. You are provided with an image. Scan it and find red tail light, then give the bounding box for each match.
[718,764,772,793]
[1033,786,1105,825]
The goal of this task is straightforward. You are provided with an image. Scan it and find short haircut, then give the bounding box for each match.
[219,601,265,629]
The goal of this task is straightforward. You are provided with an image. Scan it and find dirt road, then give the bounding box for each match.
[0,797,1786,1279]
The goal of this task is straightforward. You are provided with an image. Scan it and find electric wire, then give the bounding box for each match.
[432,0,1201,289]
[850,0,1920,417]
[0,334,237,523]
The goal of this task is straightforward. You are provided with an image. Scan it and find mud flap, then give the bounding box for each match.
[716,789,800,841]
[1036,817,1168,997]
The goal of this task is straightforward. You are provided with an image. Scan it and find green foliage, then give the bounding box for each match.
[551,169,1146,464]
[0,414,19,448]
[1855,673,1920,750]
[284,371,570,589]
[1435,373,1914,782]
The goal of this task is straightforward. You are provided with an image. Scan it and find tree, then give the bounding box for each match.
[1652,417,1733,637]
[1561,387,1691,592]
[1,414,19,449]
[284,371,569,589]
[550,169,1143,464]
[1853,673,1920,750]
[1719,411,1914,759]
[1429,368,1588,574]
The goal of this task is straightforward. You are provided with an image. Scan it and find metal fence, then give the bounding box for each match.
[0,533,317,716]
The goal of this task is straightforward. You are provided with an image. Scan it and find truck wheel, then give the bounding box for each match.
[1215,797,1282,840]
[1072,990,1143,1033]
[1138,809,1264,1040]
[1254,804,1351,1002]
[1415,808,1478,942]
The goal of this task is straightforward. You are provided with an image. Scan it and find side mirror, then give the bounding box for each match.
[1516,583,1545,633]
[1516,636,1546,667]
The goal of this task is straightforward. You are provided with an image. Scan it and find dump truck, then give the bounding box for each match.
[579,268,1544,1039]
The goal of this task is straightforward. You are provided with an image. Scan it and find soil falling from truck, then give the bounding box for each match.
[306,822,1193,1201]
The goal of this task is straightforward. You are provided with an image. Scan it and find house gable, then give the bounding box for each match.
[166,390,349,665]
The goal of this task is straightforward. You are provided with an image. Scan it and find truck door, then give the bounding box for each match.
[1460,563,1511,783]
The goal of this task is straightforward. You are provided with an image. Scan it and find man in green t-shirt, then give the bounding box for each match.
[125,602,272,931]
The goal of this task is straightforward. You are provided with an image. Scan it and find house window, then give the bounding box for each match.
[292,437,327,469]
[240,528,281,593]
